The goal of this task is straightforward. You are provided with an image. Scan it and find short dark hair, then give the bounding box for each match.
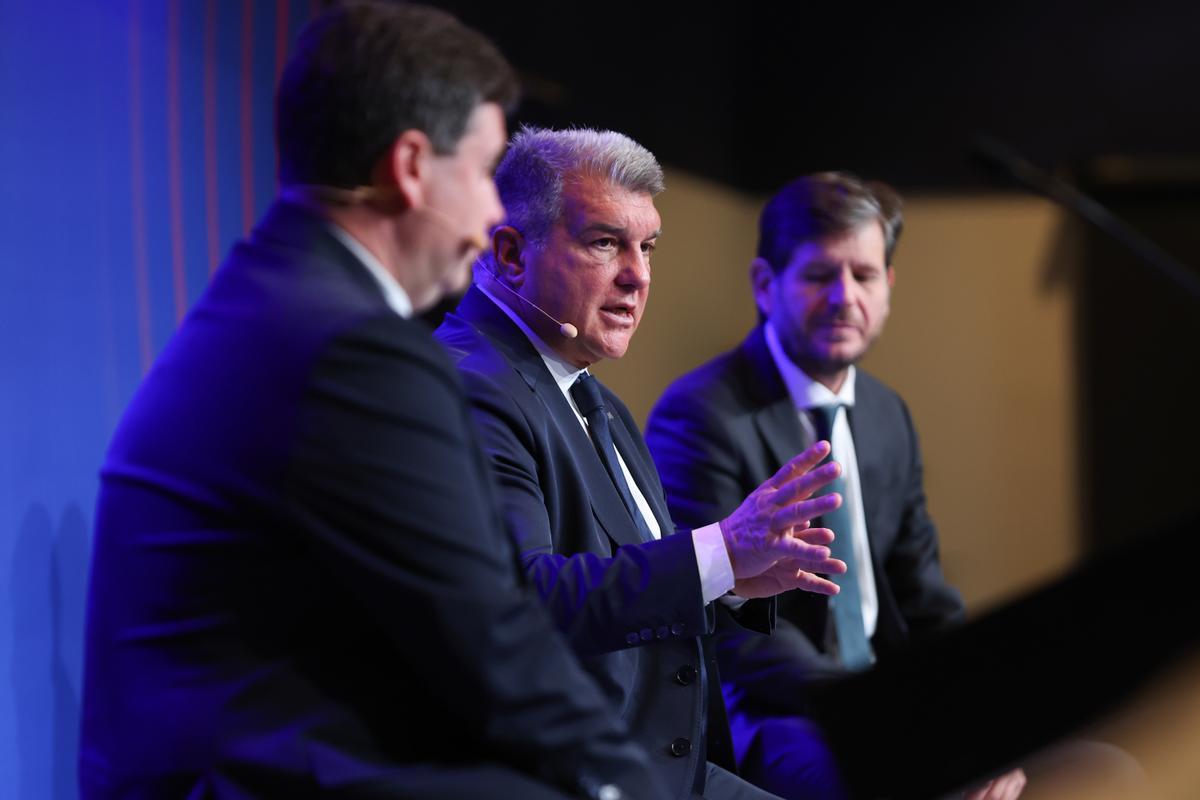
[757,172,904,272]
[276,1,519,188]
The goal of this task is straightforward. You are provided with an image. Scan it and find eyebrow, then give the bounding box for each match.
[804,259,881,270]
[580,222,663,240]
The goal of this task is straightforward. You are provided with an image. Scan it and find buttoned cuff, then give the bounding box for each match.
[692,522,735,603]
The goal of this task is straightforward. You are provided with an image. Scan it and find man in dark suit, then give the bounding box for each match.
[80,6,672,798]
[645,173,1024,800]
[435,129,851,800]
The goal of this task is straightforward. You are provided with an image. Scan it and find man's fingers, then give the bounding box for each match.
[771,492,841,531]
[770,460,842,506]
[762,440,831,491]
[779,568,842,596]
[965,769,1026,800]
[790,526,834,545]
[989,769,1026,800]
[770,538,847,574]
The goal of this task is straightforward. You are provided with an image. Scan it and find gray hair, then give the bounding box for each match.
[494,126,665,243]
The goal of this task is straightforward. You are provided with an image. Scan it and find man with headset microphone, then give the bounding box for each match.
[435,126,849,800]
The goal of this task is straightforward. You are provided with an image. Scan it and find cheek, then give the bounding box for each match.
[783,291,818,323]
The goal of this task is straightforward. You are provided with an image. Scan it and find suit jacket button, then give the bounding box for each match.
[639,628,653,642]
[670,622,684,636]
[625,632,639,645]
[669,737,691,757]
[674,664,697,686]
[655,626,669,640]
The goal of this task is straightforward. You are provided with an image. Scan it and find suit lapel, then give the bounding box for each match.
[743,326,812,469]
[845,383,889,564]
[609,413,674,535]
[454,289,648,550]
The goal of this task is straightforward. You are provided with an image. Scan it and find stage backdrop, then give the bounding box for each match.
[0,2,319,795]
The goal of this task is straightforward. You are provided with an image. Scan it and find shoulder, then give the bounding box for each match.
[854,368,909,415]
[435,312,533,406]
[313,313,469,416]
[649,340,760,439]
[661,344,751,412]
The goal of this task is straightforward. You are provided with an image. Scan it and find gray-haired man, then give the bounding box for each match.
[435,128,848,799]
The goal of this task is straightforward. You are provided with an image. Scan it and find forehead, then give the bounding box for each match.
[788,222,886,268]
[558,174,661,235]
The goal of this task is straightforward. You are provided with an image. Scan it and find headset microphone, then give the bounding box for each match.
[423,205,578,338]
[478,262,578,339]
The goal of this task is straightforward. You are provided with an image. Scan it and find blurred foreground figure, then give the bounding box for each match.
[79,4,666,798]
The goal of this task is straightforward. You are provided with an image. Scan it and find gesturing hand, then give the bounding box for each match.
[719,440,847,596]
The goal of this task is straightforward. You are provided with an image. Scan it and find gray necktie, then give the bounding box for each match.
[810,404,873,670]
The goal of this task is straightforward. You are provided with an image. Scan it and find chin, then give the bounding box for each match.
[602,338,634,361]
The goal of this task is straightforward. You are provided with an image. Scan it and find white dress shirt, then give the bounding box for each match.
[764,322,879,637]
[327,222,413,319]
[478,285,734,603]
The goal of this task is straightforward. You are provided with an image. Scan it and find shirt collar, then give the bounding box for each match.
[764,321,856,409]
[326,222,413,319]
[476,283,586,393]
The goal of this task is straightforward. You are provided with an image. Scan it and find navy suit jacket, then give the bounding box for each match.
[646,325,964,715]
[80,201,665,799]
[435,288,773,799]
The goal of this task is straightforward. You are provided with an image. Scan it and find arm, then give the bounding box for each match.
[647,386,843,711]
[289,316,666,798]
[462,364,843,649]
[458,365,714,656]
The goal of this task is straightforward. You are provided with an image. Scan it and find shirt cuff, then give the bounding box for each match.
[692,522,735,604]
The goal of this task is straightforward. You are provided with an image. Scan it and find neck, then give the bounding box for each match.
[810,367,849,394]
[327,204,428,298]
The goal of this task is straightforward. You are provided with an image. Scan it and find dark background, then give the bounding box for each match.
[430,0,1200,551]
[431,1,1200,192]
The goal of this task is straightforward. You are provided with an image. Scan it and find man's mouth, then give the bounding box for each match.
[600,304,637,325]
[815,319,860,340]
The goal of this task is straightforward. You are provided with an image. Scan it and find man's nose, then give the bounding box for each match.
[618,249,651,290]
[827,266,854,304]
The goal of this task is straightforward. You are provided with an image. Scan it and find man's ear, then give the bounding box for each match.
[371,129,435,211]
[750,257,776,319]
[886,264,896,290]
[491,226,527,288]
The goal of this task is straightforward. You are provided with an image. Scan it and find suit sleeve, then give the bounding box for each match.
[880,399,966,639]
[454,363,712,657]
[288,315,668,799]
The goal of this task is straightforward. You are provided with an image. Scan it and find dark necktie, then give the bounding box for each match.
[570,373,655,543]
[809,404,873,670]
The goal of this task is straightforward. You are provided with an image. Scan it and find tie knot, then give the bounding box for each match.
[570,373,605,418]
[809,404,841,443]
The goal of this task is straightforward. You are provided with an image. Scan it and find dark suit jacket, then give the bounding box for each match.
[435,288,773,799]
[80,201,666,799]
[645,325,964,716]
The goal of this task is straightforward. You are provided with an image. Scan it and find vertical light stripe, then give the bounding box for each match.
[203,0,220,274]
[239,0,255,235]
[166,0,187,323]
[128,0,154,373]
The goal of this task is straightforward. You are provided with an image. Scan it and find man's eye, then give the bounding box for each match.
[591,238,618,250]
[641,241,656,255]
